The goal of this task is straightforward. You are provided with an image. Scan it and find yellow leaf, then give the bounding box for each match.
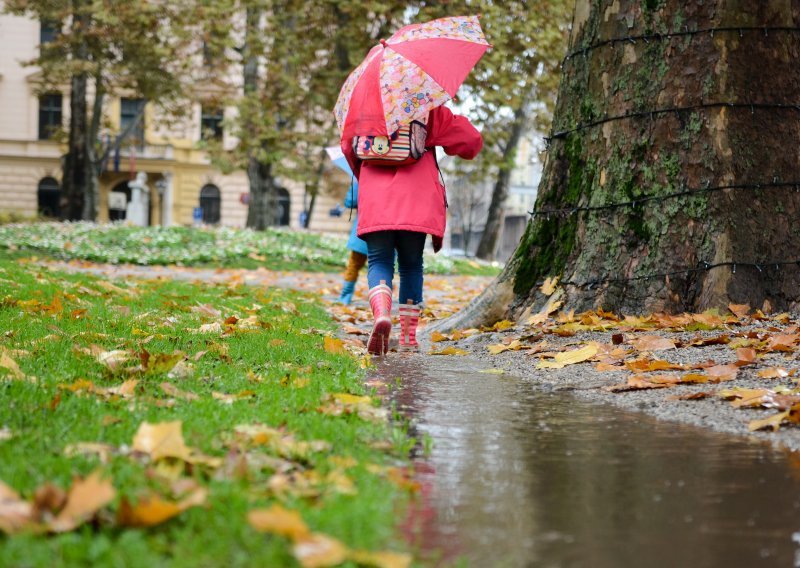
[247,505,310,541]
[132,421,191,461]
[323,336,346,354]
[332,393,371,406]
[487,343,510,355]
[536,344,598,369]
[293,533,349,568]
[540,276,560,296]
[748,411,789,432]
[430,331,449,342]
[348,549,412,568]
[49,470,115,533]
[479,368,506,375]
[146,352,184,374]
[429,347,468,356]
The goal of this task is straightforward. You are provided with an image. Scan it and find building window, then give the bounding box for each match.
[199,184,221,224]
[120,98,146,147]
[37,177,61,218]
[40,19,58,44]
[201,106,224,141]
[38,93,62,140]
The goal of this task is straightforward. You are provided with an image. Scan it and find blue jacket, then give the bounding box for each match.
[344,182,368,256]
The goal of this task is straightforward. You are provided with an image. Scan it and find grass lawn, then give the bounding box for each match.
[0,222,501,277]
[0,254,415,567]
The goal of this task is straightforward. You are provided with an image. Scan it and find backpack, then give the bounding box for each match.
[352,120,427,166]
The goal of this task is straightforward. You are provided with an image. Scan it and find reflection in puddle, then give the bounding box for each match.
[368,355,800,567]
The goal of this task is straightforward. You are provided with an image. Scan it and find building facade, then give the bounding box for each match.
[0,11,351,233]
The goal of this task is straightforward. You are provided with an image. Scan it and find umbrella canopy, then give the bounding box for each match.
[334,15,489,142]
[325,146,353,177]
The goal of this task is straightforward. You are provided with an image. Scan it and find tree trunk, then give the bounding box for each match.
[475,103,528,260]
[246,158,279,230]
[242,6,278,230]
[436,0,800,331]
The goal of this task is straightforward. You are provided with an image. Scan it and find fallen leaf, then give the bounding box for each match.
[430,331,449,342]
[728,303,751,319]
[348,550,412,568]
[536,344,598,369]
[248,505,310,540]
[540,276,559,296]
[50,470,115,532]
[132,421,191,461]
[323,337,346,354]
[293,533,348,568]
[118,487,207,527]
[0,481,33,535]
[749,411,789,432]
[160,383,199,401]
[429,347,468,356]
[705,364,739,382]
[735,348,757,366]
[0,353,26,381]
[629,335,676,351]
[758,367,791,379]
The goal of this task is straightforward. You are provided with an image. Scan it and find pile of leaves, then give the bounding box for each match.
[0,222,499,276]
[0,257,413,567]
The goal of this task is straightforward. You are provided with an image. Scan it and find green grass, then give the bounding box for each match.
[0,222,501,277]
[0,253,413,567]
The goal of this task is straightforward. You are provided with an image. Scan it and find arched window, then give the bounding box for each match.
[276,187,290,226]
[37,177,61,218]
[200,184,221,224]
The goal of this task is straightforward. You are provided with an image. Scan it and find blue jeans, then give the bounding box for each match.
[364,230,426,305]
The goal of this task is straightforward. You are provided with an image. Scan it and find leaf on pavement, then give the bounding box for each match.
[629,335,676,352]
[735,348,757,366]
[748,411,790,432]
[705,364,739,382]
[430,331,449,342]
[728,303,750,319]
[758,367,791,379]
[429,347,468,356]
[536,343,598,369]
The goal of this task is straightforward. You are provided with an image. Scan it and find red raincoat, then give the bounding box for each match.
[341,105,483,250]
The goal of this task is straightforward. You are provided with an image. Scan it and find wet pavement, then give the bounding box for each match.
[371,354,800,568]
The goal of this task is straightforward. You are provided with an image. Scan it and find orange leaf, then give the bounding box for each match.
[132,421,191,461]
[118,488,206,527]
[629,335,676,351]
[248,505,310,541]
[758,367,790,379]
[49,471,115,533]
[735,348,757,366]
[706,364,739,382]
[728,303,750,319]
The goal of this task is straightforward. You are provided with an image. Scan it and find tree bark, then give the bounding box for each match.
[62,1,90,221]
[475,102,528,260]
[438,0,800,330]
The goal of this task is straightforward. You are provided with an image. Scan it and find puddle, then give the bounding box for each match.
[369,355,800,567]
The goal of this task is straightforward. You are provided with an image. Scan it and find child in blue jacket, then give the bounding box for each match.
[338,181,368,304]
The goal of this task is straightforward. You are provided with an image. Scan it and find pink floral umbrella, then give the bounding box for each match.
[334,15,490,142]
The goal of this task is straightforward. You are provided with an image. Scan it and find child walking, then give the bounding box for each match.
[342,104,482,354]
[338,181,368,304]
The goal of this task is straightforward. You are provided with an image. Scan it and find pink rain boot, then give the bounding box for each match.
[367,281,392,355]
[399,300,421,351]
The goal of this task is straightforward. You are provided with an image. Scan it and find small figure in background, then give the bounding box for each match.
[326,146,368,305]
[339,180,368,304]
